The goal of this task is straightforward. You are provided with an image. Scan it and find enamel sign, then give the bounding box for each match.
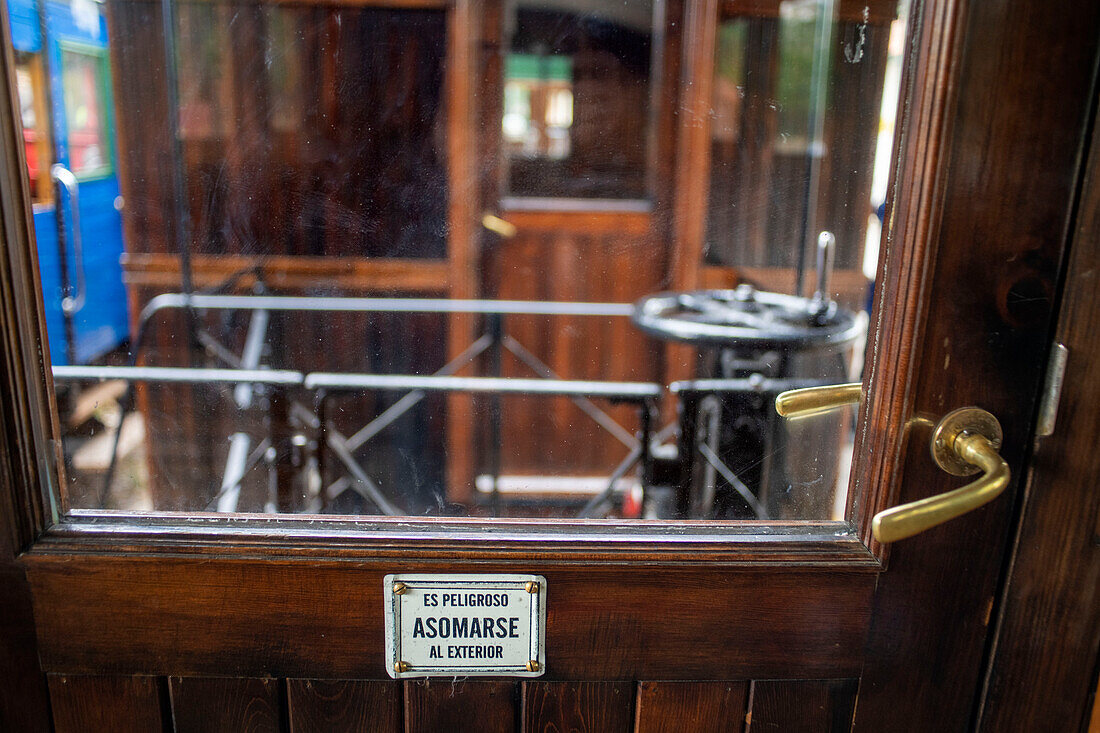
[384,574,547,678]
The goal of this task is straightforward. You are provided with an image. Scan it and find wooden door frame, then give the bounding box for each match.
[973,83,1100,732]
[1,0,1099,729]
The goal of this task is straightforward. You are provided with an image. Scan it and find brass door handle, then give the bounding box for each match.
[872,407,1009,543]
[774,382,862,418]
[481,213,518,239]
[774,385,1010,543]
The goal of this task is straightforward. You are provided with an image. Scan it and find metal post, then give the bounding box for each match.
[674,392,697,519]
[51,176,77,365]
[314,389,328,513]
[639,398,653,512]
[486,313,504,517]
[268,385,294,513]
[795,0,837,298]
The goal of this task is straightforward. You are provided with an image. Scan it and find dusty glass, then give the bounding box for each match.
[12,0,910,522]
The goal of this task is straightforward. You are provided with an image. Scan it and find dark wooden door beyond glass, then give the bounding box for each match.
[2,0,1100,731]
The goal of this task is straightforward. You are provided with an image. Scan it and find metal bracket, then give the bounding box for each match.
[1036,342,1068,439]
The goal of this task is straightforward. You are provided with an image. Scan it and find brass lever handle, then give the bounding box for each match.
[872,407,1009,543]
[481,213,518,239]
[774,382,862,418]
[773,385,1011,543]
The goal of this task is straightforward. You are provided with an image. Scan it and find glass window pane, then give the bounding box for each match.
[6,0,911,525]
[502,0,655,199]
[61,48,111,177]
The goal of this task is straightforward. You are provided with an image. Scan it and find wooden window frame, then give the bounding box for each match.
[2,0,954,570]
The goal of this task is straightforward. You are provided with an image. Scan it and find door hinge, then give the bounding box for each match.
[1036,342,1069,439]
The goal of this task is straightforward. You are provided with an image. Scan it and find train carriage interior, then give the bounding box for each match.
[10,0,906,523]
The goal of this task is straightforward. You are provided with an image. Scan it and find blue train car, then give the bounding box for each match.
[8,0,129,365]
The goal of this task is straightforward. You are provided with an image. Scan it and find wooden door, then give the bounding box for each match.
[2,0,1099,731]
[463,0,678,494]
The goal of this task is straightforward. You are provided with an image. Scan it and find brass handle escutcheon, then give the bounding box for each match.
[871,407,1009,543]
[774,385,1010,543]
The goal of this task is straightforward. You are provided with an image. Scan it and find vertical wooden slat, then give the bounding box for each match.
[670,0,719,292]
[1089,678,1100,733]
[747,679,857,733]
[404,679,515,733]
[664,0,721,398]
[48,674,164,733]
[287,679,400,732]
[445,0,483,503]
[169,676,280,733]
[0,563,50,732]
[523,681,633,732]
[635,681,749,733]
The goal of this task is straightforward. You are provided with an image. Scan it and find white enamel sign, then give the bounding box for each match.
[384,573,547,678]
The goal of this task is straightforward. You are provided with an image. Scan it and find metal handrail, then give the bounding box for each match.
[139,293,635,329]
[61,291,660,517]
[304,373,661,400]
[53,365,304,385]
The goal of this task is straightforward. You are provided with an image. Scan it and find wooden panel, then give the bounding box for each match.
[670,0,718,293]
[707,16,779,272]
[747,679,857,732]
[500,209,651,236]
[851,0,1100,726]
[663,0,719,396]
[635,681,749,733]
[121,253,450,293]
[404,679,515,733]
[107,4,450,260]
[0,565,50,732]
[25,555,875,680]
[976,97,1100,732]
[444,0,482,498]
[485,215,663,485]
[170,676,280,733]
[48,674,163,733]
[523,681,632,731]
[287,679,401,732]
[1091,680,1100,733]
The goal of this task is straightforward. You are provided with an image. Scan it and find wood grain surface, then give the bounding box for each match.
[404,679,516,733]
[170,676,281,733]
[976,85,1100,732]
[24,555,874,680]
[288,679,401,732]
[49,675,164,733]
[635,681,749,733]
[852,0,1100,727]
[523,681,633,732]
[748,679,857,732]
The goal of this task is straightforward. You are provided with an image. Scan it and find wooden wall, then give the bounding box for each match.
[47,674,861,732]
[111,2,449,262]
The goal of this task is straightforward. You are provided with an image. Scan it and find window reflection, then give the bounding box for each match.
[502,54,573,161]
[502,0,655,199]
[61,47,112,177]
[5,0,909,523]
